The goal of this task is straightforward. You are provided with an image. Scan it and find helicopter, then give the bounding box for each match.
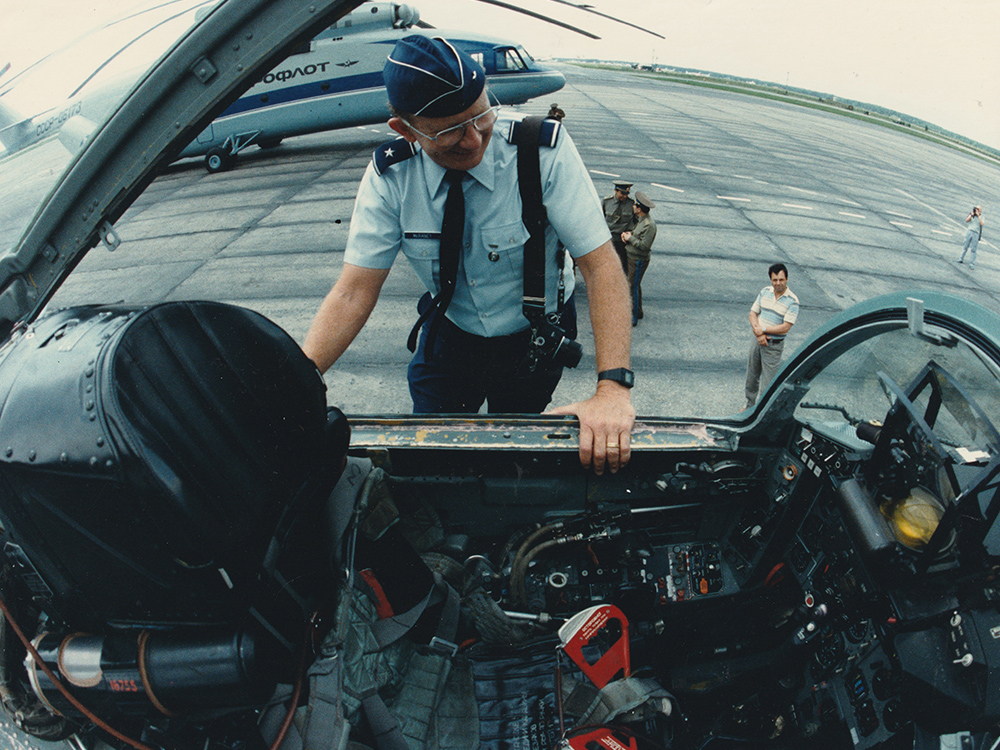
[175,1,569,172]
[0,2,566,173]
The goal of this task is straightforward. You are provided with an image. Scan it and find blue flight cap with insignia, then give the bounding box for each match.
[383,35,485,117]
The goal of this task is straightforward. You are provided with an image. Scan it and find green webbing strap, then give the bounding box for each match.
[295,457,377,750]
[367,584,436,650]
[292,460,466,750]
[361,691,411,750]
[301,654,350,750]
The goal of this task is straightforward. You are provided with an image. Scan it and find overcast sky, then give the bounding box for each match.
[3,0,998,149]
[418,0,1000,150]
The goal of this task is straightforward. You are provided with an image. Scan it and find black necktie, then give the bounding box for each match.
[407,169,465,354]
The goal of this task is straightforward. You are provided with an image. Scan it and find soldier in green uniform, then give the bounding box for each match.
[621,191,657,326]
[602,181,636,273]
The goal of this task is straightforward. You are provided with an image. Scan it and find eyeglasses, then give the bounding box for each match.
[405,106,501,148]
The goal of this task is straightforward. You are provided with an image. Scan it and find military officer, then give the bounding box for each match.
[602,181,636,273]
[302,36,635,475]
[621,191,657,326]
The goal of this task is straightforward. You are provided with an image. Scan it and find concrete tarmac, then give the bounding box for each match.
[49,64,1000,420]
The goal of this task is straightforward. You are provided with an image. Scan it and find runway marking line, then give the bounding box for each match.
[782,203,814,210]
[653,183,684,193]
[894,187,963,231]
[590,170,619,177]
[718,196,751,202]
[885,210,913,219]
[889,221,913,228]
[687,165,715,172]
[932,230,953,236]
[838,211,866,219]
[731,174,753,180]
[788,186,822,196]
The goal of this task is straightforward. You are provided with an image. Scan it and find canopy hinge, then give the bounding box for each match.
[99,221,121,252]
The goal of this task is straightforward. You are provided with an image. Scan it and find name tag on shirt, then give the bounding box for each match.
[404,232,441,240]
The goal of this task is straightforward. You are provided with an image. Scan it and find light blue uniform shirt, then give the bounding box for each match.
[344,117,611,337]
[751,286,800,341]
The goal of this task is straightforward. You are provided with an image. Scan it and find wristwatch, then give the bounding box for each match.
[598,368,635,389]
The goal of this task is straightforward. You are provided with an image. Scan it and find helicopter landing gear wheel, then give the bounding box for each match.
[205,147,235,173]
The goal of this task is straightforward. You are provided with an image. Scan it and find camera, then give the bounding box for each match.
[527,314,583,370]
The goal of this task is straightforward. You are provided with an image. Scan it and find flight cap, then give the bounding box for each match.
[384,35,486,118]
[635,191,655,211]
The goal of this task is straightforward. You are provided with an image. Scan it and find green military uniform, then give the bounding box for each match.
[625,191,657,326]
[602,181,636,272]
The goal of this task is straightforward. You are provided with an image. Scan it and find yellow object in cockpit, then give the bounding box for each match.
[880,487,946,551]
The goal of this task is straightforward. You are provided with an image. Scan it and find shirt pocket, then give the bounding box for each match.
[400,235,441,288]
[478,221,530,281]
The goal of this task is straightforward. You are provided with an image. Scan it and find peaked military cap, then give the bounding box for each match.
[384,35,485,117]
[613,181,633,191]
[635,191,655,211]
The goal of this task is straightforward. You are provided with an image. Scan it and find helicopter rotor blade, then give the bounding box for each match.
[470,0,601,39]
[544,0,665,39]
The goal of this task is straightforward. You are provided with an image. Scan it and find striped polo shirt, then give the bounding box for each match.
[751,286,799,340]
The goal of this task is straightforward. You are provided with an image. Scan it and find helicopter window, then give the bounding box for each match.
[495,47,527,72]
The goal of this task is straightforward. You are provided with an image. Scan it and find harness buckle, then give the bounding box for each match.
[428,636,459,656]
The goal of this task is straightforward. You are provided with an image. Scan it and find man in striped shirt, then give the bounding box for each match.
[745,263,799,408]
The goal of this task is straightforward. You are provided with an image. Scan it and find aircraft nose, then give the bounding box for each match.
[534,69,566,99]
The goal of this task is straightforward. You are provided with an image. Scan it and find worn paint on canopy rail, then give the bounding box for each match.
[346,416,738,451]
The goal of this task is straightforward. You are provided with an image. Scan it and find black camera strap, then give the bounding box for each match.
[515,115,548,326]
[513,116,582,372]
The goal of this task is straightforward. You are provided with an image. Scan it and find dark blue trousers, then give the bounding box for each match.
[408,294,577,414]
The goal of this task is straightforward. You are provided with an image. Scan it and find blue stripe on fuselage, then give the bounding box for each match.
[220,69,386,117]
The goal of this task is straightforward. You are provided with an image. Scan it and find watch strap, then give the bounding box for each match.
[598,368,635,388]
